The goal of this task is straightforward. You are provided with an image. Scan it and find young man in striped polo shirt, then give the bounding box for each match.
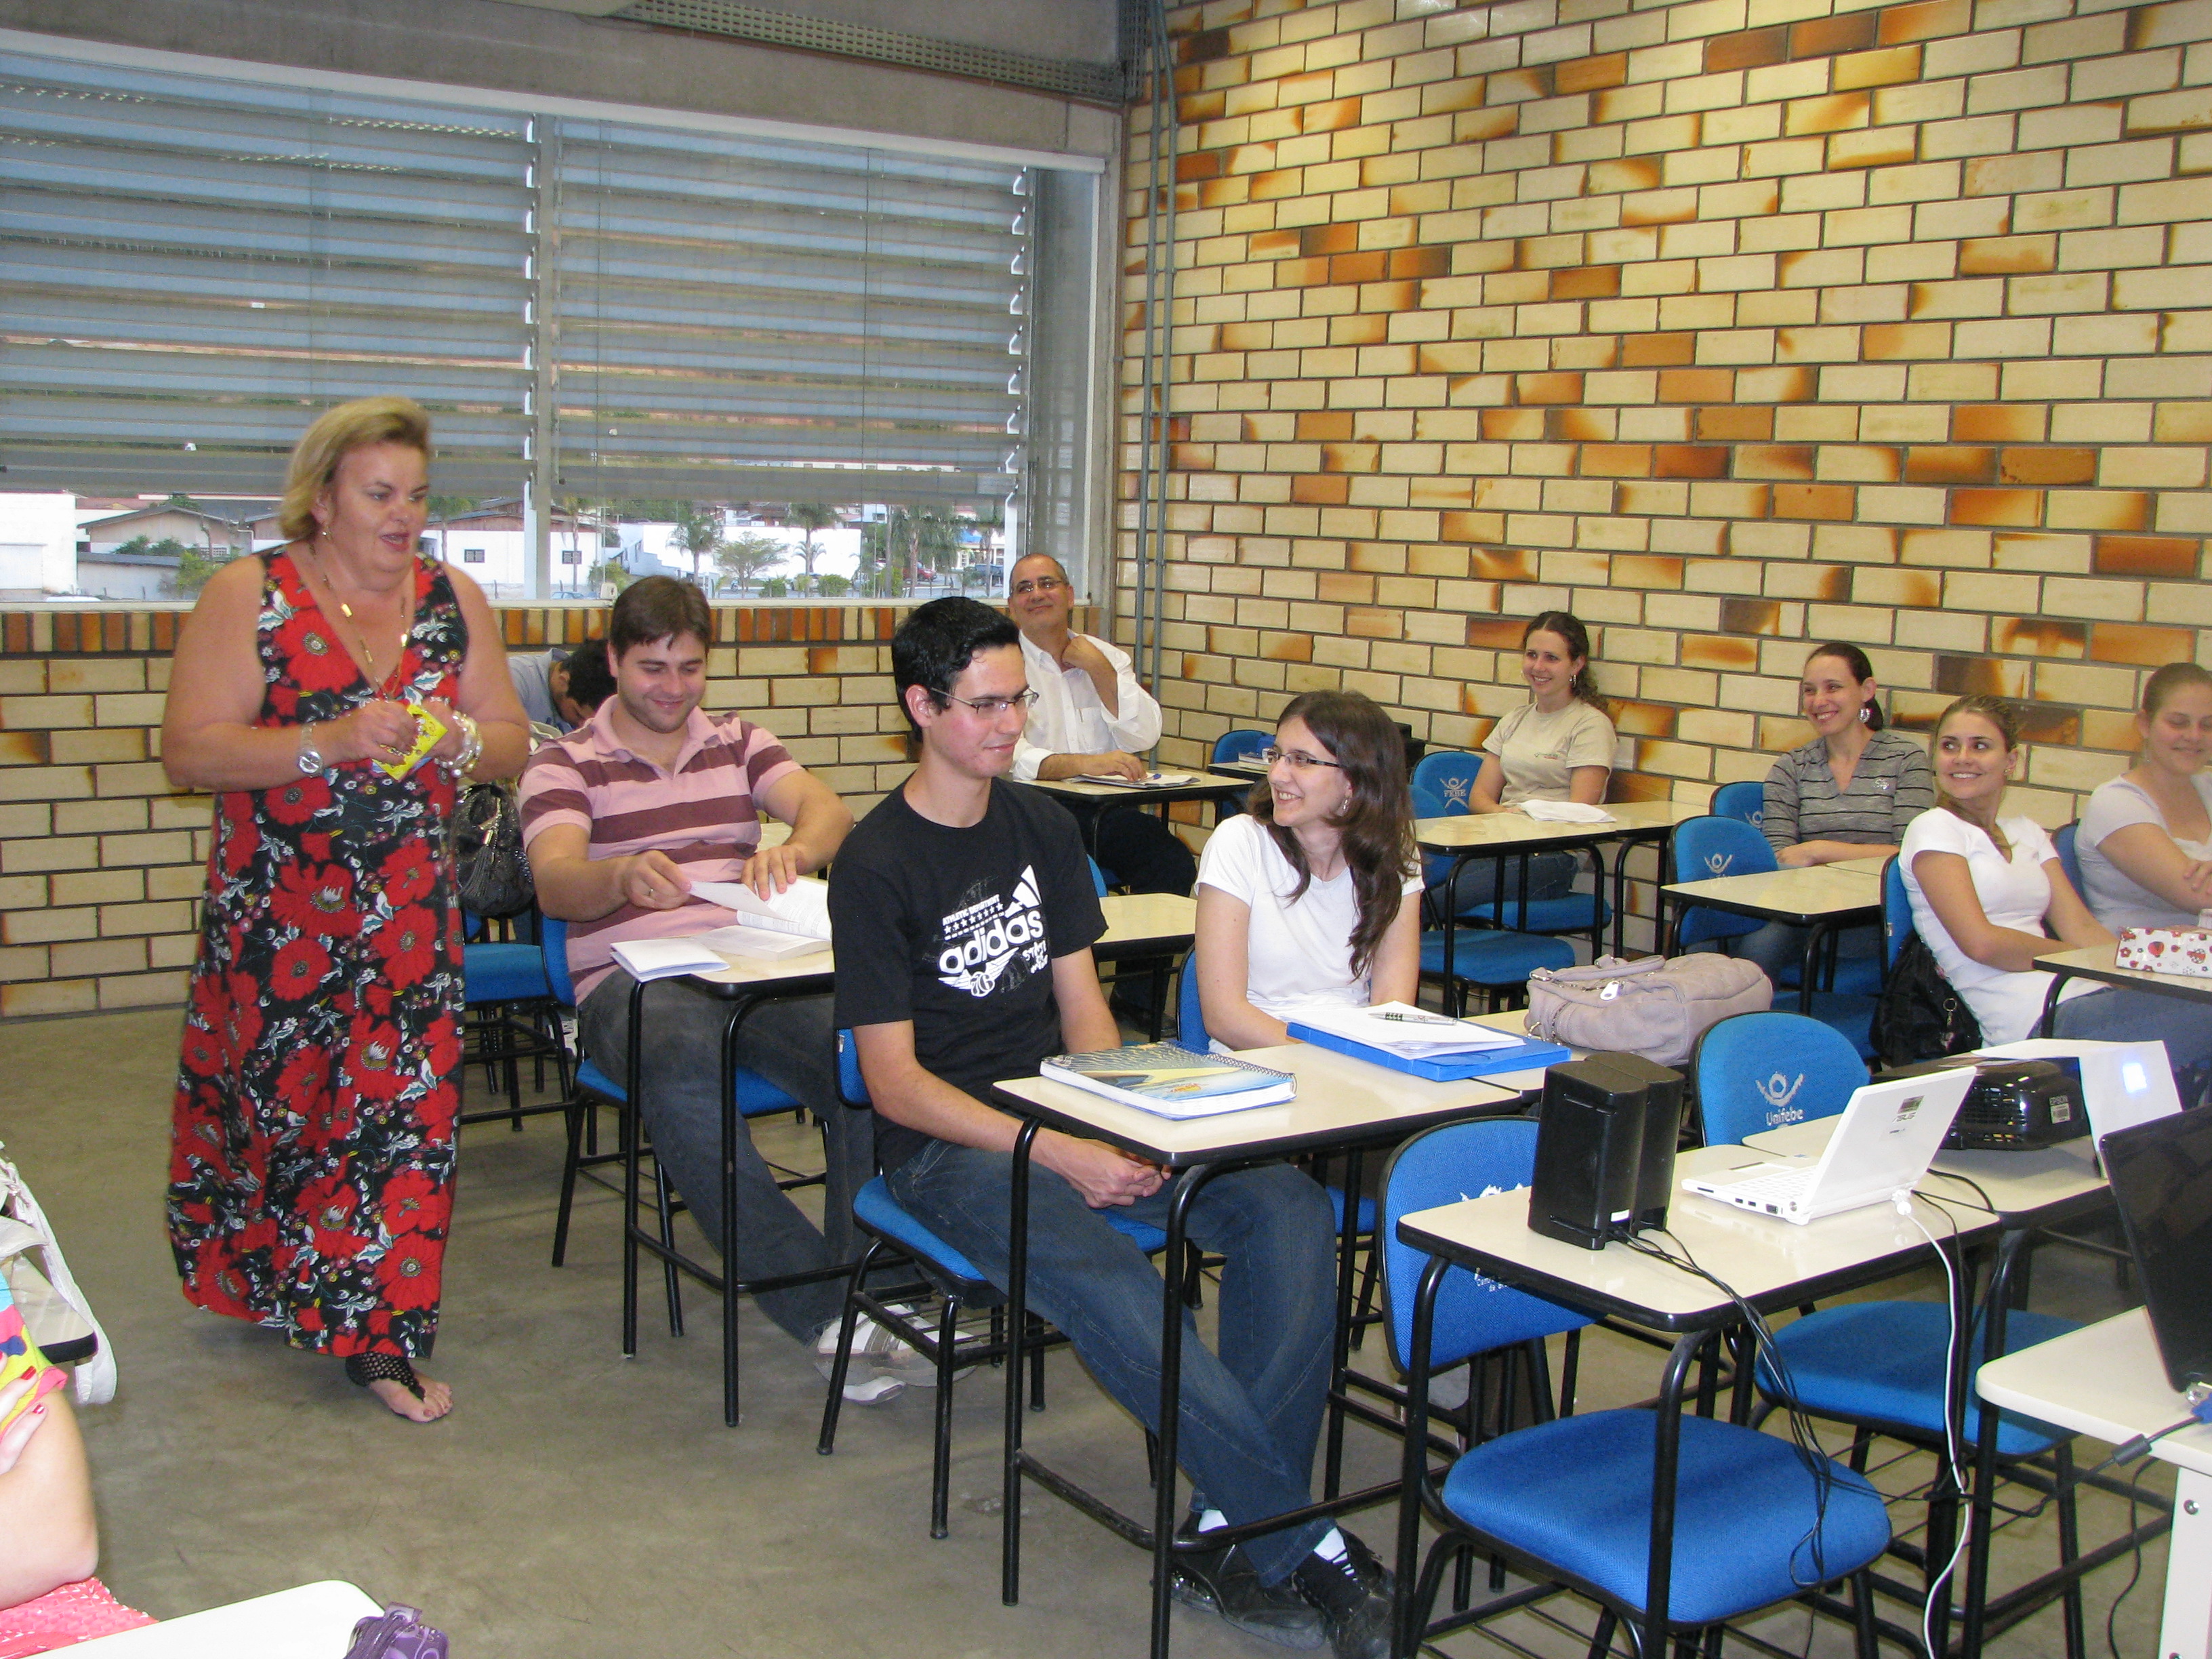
[520,577,905,1398]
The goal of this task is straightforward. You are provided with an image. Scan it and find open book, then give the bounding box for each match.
[687,876,833,943]
[1286,1002,1525,1059]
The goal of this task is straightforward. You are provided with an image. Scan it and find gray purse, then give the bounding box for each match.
[1525,954,1773,1067]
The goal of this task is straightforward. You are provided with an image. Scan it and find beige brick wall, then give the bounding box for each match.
[1120,0,2212,843]
[0,602,924,1017]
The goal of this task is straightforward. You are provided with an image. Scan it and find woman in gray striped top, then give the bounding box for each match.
[1736,642,1934,983]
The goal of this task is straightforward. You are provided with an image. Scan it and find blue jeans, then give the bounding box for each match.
[579,976,865,1343]
[886,1141,1338,1584]
[2052,984,2212,1105]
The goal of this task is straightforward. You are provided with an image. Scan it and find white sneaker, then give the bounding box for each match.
[840,1372,905,1406]
[816,1305,969,1388]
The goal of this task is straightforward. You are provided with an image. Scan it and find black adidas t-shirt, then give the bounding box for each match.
[830,779,1106,1171]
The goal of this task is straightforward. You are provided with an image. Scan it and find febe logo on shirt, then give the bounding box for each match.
[936,865,1050,998]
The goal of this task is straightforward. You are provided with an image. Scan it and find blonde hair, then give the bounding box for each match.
[277,396,432,543]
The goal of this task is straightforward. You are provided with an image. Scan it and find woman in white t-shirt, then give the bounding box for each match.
[1902,696,2212,1083]
[1465,611,1616,904]
[1194,691,1424,1049]
[2077,662,2212,933]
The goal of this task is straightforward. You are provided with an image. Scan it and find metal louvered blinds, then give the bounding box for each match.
[1,45,1032,514]
[552,121,1027,507]
[0,49,537,497]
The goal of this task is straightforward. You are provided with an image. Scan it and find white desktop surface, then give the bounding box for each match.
[71,1582,384,1656]
[1028,769,1252,800]
[2035,943,2212,998]
[1396,1142,1990,1330]
[686,892,1195,988]
[1413,798,1698,853]
[994,1041,1520,1167]
[1661,864,1879,922]
[1742,1117,2107,1220]
[1978,1310,2212,1659]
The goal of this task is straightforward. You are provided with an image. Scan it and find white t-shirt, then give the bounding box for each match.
[1901,809,2093,1045]
[2077,772,2212,932]
[1195,812,1423,1021]
[1481,701,1616,806]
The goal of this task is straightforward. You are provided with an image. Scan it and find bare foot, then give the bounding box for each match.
[366,1371,453,1423]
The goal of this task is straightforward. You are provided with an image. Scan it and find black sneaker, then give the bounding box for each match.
[1170,1521,1326,1650]
[1292,1534,1396,1659]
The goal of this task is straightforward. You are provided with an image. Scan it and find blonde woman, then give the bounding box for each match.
[161,397,528,1421]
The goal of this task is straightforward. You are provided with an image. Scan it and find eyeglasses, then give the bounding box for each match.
[1261,746,1341,771]
[940,689,1040,718]
[1010,576,1067,598]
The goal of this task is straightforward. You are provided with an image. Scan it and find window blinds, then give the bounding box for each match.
[0,49,537,497]
[0,45,1031,511]
[552,120,1027,507]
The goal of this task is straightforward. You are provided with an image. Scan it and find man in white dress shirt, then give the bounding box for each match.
[1006,552,1195,897]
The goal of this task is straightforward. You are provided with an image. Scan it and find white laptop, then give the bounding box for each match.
[1683,1067,1977,1225]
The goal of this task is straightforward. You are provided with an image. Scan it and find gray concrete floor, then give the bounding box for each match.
[0,1007,2175,1659]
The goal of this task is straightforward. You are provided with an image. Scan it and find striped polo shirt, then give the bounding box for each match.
[518,701,800,1002]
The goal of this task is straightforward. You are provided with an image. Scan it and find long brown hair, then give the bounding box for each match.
[1524,611,1607,715]
[1248,691,1417,978]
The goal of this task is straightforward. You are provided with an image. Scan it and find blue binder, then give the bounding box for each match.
[1287,1021,1570,1082]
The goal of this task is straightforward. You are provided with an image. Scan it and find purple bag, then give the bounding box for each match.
[344,1604,449,1658]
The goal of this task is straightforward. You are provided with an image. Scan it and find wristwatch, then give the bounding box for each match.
[297,722,326,776]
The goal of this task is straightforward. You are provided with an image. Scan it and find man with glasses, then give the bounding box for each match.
[829,597,1394,1659]
[1005,552,1196,899]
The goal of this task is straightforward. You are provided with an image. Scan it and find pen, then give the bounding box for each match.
[1375,1010,1458,1025]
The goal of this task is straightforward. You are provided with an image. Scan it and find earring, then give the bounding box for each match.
[1859,705,1872,724]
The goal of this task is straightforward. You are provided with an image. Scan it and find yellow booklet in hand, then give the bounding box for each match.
[377,702,447,779]
[0,1273,66,1432]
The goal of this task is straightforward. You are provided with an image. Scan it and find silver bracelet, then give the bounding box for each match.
[442,712,483,781]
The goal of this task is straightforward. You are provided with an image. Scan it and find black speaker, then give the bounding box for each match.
[1528,1060,1647,1250]
[1584,1051,1686,1232]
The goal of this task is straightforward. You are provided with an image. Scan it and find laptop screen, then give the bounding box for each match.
[2102,1108,2212,1394]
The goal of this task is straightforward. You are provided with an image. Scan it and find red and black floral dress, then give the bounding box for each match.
[168,549,465,1361]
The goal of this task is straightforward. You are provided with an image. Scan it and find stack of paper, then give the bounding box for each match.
[1288,1002,1525,1059]
[609,937,729,981]
[1068,772,1197,788]
[1518,800,1613,823]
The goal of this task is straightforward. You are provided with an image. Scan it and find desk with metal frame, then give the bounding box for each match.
[1416,799,1702,972]
[989,1046,1525,1659]
[618,895,1201,1427]
[1391,1151,1996,1659]
[1744,1115,2138,1658]
[1660,864,1881,1013]
[1024,770,1256,857]
[1978,1309,2212,1659]
[2034,944,2212,1035]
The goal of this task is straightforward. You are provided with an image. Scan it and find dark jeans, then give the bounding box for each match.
[886,1142,1337,1584]
[1095,804,1197,895]
[1435,848,1580,922]
[579,975,864,1343]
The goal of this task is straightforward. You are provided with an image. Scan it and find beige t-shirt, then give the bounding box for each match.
[1481,700,1617,806]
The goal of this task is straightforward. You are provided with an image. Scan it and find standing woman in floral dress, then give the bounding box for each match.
[161,397,529,1422]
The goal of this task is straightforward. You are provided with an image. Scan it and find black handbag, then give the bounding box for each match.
[452,781,534,918]
[1870,932,1982,1069]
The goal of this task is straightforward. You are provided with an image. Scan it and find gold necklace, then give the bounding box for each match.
[307,539,411,698]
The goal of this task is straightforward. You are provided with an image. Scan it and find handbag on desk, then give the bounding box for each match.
[1525,954,1771,1067]
[1869,933,1982,1068]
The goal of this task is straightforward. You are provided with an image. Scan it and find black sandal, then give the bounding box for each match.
[344,1351,425,1399]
